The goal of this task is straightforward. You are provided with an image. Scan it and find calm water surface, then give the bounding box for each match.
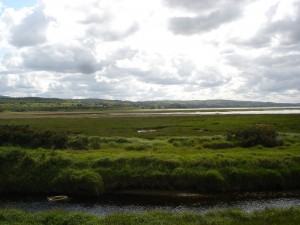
[1,192,300,216]
[112,109,300,116]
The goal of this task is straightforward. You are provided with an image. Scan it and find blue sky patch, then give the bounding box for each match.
[1,0,37,10]
[0,50,4,59]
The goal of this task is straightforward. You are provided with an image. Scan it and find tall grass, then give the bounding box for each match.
[1,143,300,195]
[1,207,300,225]
[0,114,299,196]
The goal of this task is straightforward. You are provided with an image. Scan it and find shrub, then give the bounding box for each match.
[6,125,34,146]
[227,126,283,147]
[0,126,10,145]
[88,136,101,149]
[67,135,89,150]
[40,131,68,149]
[0,125,68,149]
[51,169,104,196]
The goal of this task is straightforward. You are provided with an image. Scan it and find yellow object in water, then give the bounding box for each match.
[47,195,69,202]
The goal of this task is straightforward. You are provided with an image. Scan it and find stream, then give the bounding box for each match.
[1,191,300,216]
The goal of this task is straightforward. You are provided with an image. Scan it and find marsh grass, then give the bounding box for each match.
[0,114,299,137]
[1,207,300,225]
[51,168,104,196]
[1,138,300,195]
[202,140,235,149]
[0,114,299,195]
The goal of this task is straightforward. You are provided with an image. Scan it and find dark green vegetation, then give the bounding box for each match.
[1,207,300,225]
[227,126,283,147]
[1,142,300,196]
[0,113,299,196]
[0,124,284,150]
[0,125,68,149]
[1,99,299,224]
[0,114,299,137]
[0,97,129,112]
[0,96,299,112]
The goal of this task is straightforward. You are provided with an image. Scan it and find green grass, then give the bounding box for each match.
[1,111,299,224]
[1,207,300,225]
[0,114,299,137]
[0,137,299,195]
[0,113,299,195]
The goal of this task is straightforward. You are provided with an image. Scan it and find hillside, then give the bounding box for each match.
[0,97,299,112]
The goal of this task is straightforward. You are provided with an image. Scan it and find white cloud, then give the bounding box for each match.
[22,43,100,74]
[9,5,50,47]
[0,0,299,103]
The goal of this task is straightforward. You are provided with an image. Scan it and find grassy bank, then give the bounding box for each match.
[1,207,300,225]
[0,139,299,196]
[0,113,299,196]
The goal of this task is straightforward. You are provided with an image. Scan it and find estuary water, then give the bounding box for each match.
[112,108,300,116]
[1,192,300,216]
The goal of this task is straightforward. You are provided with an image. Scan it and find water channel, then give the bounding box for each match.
[1,108,299,216]
[1,192,300,216]
[112,109,300,116]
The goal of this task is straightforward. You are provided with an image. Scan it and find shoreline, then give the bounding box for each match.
[1,207,300,225]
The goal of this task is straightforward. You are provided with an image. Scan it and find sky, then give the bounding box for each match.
[0,0,299,102]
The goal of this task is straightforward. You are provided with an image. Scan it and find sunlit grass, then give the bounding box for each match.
[0,135,299,195]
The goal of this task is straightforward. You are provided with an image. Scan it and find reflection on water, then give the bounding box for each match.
[1,192,300,216]
[188,109,300,115]
[112,109,300,116]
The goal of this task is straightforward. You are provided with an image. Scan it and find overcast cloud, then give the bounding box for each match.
[0,0,299,102]
[166,0,248,35]
[9,5,50,47]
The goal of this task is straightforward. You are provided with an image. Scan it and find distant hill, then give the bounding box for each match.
[135,99,300,109]
[77,98,300,109]
[0,97,299,112]
[0,97,65,103]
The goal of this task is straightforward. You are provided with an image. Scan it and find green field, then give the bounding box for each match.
[0,113,299,137]
[0,113,300,196]
[0,112,300,224]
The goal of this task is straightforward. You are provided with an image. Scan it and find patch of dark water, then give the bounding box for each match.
[1,191,300,216]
